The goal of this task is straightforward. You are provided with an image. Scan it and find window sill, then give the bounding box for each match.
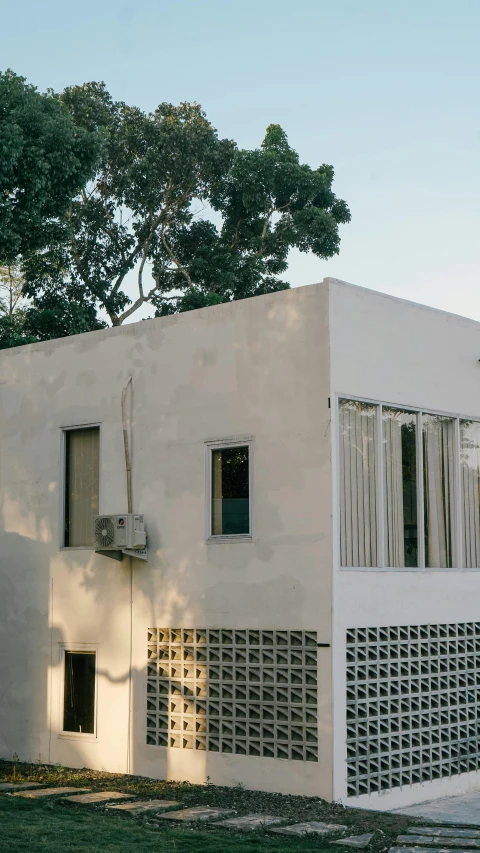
[207,535,253,544]
[338,566,480,572]
[58,732,97,742]
[60,545,94,551]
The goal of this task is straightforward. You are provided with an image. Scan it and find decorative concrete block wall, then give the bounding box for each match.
[147,628,318,762]
[346,622,480,796]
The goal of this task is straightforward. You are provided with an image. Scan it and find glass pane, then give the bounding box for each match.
[63,651,96,733]
[65,427,99,547]
[423,414,455,568]
[211,446,249,535]
[338,399,377,567]
[383,409,418,567]
[460,420,480,568]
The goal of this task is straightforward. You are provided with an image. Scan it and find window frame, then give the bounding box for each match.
[60,423,101,550]
[334,393,480,572]
[205,436,254,543]
[58,643,98,741]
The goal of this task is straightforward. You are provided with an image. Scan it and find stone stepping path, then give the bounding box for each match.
[271,821,348,837]
[216,814,285,831]
[0,782,41,792]
[13,787,90,798]
[64,791,133,805]
[390,825,480,853]
[106,799,180,815]
[408,830,480,840]
[390,848,476,853]
[333,833,375,848]
[156,806,234,823]
[0,782,376,845]
[399,837,480,849]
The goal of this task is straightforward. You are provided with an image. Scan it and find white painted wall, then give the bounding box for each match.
[329,279,480,808]
[0,284,334,797]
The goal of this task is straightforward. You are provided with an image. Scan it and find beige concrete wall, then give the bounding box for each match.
[0,283,333,797]
[328,280,480,808]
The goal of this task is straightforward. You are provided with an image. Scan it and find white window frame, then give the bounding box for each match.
[334,393,480,572]
[60,423,101,550]
[205,436,254,543]
[58,643,98,741]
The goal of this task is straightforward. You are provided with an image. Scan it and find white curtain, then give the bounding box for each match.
[460,421,480,568]
[423,415,455,568]
[383,411,404,567]
[339,400,377,567]
[67,427,99,547]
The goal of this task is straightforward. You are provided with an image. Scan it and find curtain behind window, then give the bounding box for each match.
[383,410,404,567]
[339,399,377,567]
[383,409,418,568]
[460,420,480,568]
[65,427,99,547]
[423,415,455,568]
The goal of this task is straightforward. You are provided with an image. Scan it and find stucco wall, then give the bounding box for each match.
[0,283,333,797]
[329,279,480,808]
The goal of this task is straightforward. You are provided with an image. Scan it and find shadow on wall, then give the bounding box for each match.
[0,290,331,788]
[0,532,56,761]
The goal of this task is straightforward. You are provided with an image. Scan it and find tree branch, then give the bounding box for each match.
[160,232,193,288]
[256,200,291,255]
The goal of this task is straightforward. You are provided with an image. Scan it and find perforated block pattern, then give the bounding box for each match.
[146,629,318,761]
[346,623,480,797]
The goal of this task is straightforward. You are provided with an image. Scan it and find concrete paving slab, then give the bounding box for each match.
[14,787,90,798]
[270,821,348,837]
[0,783,42,792]
[156,806,235,823]
[106,799,180,815]
[390,848,478,853]
[63,791,133,805]
[408,829,480,839]
[394,791,480,825]
[399,837,480,848]
[216,814,285,831]
[333,833,375,847]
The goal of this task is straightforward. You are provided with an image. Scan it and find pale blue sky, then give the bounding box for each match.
[2,0,479,319]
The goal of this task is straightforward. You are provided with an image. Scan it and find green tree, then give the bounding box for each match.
[22,83,350,339]
[0,263,36,348]
[0,70,101,264]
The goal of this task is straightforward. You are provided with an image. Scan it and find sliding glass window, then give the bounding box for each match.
[460,420,480,568]
[383,408,418,568]
[338,399,377,568]
[338,398,480,570]
[423,415,455,568]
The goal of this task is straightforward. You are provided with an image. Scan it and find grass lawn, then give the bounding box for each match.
[0,760,419,853]
[0,796,343,853]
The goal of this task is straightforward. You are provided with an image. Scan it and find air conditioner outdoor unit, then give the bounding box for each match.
[94,514,146,551]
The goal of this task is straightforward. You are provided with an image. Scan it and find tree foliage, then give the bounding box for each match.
[3,78,351,345]
[0,70,101,264]
[22,83,350,336]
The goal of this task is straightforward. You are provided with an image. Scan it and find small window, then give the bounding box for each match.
[210,444,250,536]
[63,651,96,734]
[64,427,99,547]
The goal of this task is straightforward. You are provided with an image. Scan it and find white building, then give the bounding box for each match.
[2,278,480,810]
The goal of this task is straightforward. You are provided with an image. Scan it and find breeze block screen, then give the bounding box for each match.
[346,622,480,796]
[147,628,318,761]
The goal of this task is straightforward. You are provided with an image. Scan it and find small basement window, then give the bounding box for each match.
[211,444,250,536]
[63,651,96,734]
